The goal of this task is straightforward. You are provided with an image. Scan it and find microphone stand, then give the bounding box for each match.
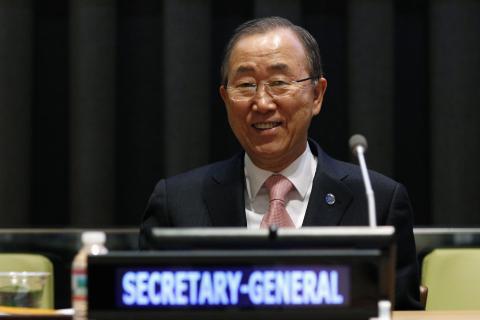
[349,134,377,227]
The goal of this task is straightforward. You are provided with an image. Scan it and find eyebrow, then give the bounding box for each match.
[233,63,292,77]
[233,65,255,76]
[266,63,290,72]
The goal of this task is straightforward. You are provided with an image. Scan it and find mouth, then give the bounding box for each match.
[252,121,282,131]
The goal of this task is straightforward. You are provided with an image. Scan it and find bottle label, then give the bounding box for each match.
[72,268,87,300]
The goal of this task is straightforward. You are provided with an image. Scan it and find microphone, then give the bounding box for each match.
[349,134,377,227]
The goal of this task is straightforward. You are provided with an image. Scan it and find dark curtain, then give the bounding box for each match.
[0,0,479,227]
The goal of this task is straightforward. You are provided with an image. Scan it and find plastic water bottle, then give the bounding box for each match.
[71,231,108,320]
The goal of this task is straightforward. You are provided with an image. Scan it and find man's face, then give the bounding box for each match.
[220,28,327,172]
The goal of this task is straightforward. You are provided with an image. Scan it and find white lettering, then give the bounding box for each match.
[291,271,303,304]
[175,271,188,305]
[303,271,317,304]
[121,271,136,305]
[276,271,290,304]
[187,271,201,305]
[316,271,330,304]
[136,271,149,305]
[120,268,346,307]
[160,271,175,305]
[329,271,344,304]
[198,271,213,305]
[213,272,228,304]
[147,272,161,305]
[248,271,263,304]
[263,271,276,304]
[226,271,242,304]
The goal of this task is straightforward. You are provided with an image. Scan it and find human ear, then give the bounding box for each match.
[312,77,327,115]
[219,85,228,105]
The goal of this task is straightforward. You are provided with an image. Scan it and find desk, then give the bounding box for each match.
[1,311,480,319]
[394,310,480,319]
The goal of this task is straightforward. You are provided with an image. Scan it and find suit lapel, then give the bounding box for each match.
[203,153,247,227]
[201,141,353,227]
[303,141,353,226]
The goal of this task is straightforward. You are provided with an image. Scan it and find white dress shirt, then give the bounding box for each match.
[244,145,317,228]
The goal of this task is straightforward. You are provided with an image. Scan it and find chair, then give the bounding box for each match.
[421,248,480,310]
[0,253,54,309]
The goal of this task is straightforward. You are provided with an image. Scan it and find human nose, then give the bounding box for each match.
[251,83,276,112]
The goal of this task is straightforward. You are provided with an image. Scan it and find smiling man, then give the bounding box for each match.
[140,17,422,310]
[219,27,326,174]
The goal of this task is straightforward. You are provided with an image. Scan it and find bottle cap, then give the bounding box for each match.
[81,231,106,245]
[378,300,391,319]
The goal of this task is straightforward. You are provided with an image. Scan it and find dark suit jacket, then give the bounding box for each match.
[140,139,423,310]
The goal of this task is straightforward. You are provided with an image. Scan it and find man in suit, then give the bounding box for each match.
[140,16,422,310]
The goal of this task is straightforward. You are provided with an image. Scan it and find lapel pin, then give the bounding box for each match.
[325,193,336,206]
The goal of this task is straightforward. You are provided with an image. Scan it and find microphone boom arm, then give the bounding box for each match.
[355,145,377,227]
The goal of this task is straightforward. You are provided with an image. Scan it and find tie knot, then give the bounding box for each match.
[264,174,293,202]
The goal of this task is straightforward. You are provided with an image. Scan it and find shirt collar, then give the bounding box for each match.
[244,145,317,201]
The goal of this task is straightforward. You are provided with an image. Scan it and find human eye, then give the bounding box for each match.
[268,80,289,87]
[234,81,256,89]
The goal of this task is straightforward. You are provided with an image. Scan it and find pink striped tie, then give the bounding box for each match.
[260,174,295,228]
